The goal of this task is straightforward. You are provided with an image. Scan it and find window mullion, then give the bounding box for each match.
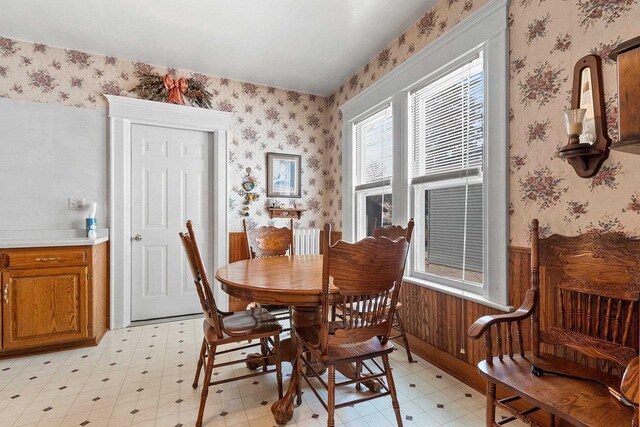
[392,91,410,228]
[342,121,356,242]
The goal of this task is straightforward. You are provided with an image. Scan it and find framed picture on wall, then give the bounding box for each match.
[267,152,301,198]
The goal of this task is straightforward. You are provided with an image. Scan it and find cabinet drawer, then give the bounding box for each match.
[2,247,88,269]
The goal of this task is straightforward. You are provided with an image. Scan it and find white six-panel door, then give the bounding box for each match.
[131,124,210,321]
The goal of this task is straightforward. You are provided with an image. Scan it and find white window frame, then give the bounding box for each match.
[340,0,509,309]
[353,104,394,240]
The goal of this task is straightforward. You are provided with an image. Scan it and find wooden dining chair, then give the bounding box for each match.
[371,219,414,363]
[332,218,414,366]
[180,220,283,427]
[243,218,294,258]
[242,218,294,325]
[294,220,414,427]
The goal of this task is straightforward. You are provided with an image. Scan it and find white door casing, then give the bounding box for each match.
[130,124,209,321]
[106,95,231,329]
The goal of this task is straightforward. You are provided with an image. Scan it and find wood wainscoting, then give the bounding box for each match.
[398,246,532,369]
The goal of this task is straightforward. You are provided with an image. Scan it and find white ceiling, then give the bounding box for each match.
[0,0,437,96]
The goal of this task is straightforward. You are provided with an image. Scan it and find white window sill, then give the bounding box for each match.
[402,276,513,313]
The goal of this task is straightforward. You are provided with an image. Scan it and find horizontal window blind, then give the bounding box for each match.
[411,54,484,180]
[426,183,483,276]
[355,106,392,188]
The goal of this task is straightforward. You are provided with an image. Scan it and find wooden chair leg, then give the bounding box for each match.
[192,339,206,389]
[486,381,496,427]
[355,361,362,391]
[395,311,413,363]
[196,343,216,427]
[295,339,303,405]
[327,365,336,427]
[382,354,403,427]
[331,304,337,321]
[260,338,268,372]
[274,334,283,399]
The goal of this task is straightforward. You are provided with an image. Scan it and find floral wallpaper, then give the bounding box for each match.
[2,0,640,242]
[0,37,332,232]
[325,0,640,246]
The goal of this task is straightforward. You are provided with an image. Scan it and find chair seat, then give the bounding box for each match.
[203,308,282,344]
[296,322,394,365]
[478,352,634,427]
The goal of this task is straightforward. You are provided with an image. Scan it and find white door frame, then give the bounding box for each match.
[105,95,232,329]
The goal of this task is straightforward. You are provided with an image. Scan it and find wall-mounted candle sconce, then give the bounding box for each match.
[558,55,610,178]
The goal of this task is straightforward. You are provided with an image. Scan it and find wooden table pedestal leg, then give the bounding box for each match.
[272,305,317,424]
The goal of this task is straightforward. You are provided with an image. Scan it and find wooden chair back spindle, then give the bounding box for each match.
[320,221,413,354]
[242,219,294,259]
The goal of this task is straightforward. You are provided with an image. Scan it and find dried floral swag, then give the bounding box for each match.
[130,72,213,108]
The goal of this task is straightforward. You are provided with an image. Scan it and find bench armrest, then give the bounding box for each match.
[621,356,639,406]
[467,289,536,340]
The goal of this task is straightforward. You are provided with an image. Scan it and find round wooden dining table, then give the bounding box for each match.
[215,255,378,424]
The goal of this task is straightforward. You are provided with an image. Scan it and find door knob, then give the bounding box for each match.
[134,234,143,241]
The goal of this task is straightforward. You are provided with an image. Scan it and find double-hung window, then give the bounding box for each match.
[411,53,485,293]
[354,106,393,239]
[340,0,508,307]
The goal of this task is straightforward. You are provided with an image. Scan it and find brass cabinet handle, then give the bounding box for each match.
[3,284,8,304]
[35,257,61,262]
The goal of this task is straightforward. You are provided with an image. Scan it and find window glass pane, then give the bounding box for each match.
[365,193,392,236]
[420,182,483,285]
[355,106,393,185]
[411,55,483,179]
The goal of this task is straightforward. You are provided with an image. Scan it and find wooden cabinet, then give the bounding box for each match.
[2,266,89,349]
[0,243,108,356]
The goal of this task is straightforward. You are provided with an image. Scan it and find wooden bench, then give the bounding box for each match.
[468,219,639,426]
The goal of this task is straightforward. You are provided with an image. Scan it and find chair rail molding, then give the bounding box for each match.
[105,95,232,329]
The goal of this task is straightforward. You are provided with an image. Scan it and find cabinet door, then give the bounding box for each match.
[2,267,89,349]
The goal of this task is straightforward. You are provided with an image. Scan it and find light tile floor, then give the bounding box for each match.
[0,318,527,427]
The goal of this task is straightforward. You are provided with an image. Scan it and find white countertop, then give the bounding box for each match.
[0,228,109,249]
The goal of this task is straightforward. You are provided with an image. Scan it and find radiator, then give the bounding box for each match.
[293,228,321,255]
